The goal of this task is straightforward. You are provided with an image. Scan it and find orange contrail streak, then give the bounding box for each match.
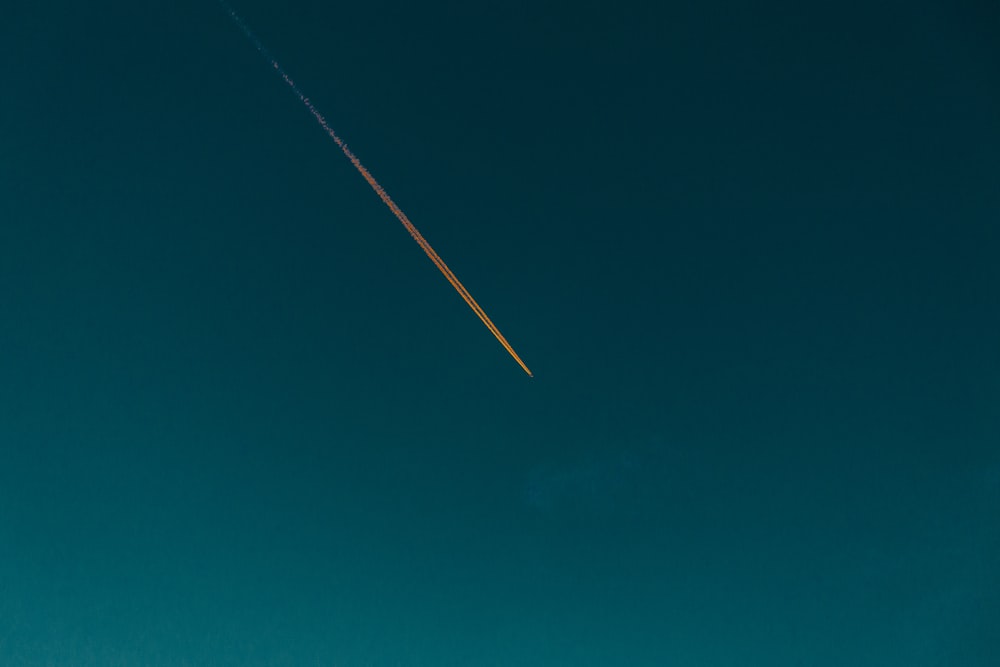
[219,1,532,376]
[337,143,534,378]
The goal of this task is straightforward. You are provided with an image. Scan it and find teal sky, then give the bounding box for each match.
[2,1,998,665]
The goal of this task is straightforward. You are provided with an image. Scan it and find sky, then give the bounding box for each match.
[1,1,998,665]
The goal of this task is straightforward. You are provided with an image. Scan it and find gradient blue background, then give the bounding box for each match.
[2,1,998,664]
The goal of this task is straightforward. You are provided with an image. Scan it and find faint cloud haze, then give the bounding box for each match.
[523,439,672,517]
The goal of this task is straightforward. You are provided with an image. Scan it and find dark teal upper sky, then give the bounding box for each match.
[2,1,998,665]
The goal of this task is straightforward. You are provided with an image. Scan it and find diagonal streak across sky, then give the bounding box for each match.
[218,0,533,377]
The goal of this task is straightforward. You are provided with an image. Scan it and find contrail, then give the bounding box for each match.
[217,1,533,377]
